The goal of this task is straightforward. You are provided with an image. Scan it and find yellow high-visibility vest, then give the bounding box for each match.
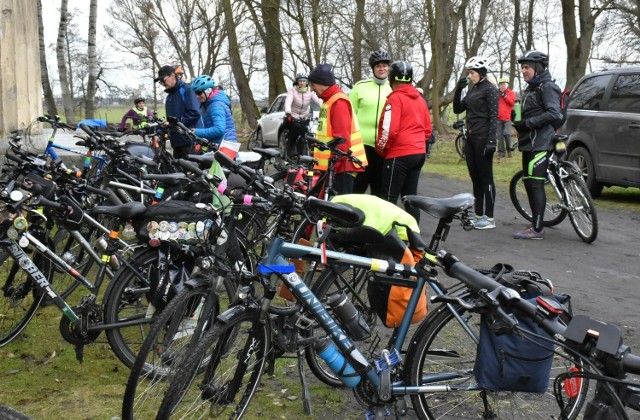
[133,107,149,128]
[314,92,368,171]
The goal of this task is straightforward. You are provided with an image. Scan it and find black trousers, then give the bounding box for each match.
[464,136,495,218]
[380,153,426,222]
[353,145,384,197]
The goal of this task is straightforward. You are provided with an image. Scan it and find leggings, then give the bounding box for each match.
[464,136,495,218]
[522,150,551,232]
[353,145,384,197]
[380,153,426,222]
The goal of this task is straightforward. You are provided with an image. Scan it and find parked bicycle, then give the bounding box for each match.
[509,135,598,243]
[452,119,466,160]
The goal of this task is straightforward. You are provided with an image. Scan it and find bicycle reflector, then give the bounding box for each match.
[563,366,582,399]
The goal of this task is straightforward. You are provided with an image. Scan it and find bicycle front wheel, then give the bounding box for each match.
[455,134,466,160]
[563,173,598,243]
[509,170,567,227]
[156,307,270,419]
[406,303,589,419]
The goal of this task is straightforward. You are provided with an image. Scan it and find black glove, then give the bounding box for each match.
[484,139,496,156]
[513,120,527,132]
[456,78,468,90]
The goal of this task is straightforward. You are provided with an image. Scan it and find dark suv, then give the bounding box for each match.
[562,67,640,195]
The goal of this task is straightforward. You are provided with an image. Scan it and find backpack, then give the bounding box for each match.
[535,83,570,130]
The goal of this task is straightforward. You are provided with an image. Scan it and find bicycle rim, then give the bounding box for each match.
[564,174,598,243]
[156,308,270,419]
[407,304,588,419]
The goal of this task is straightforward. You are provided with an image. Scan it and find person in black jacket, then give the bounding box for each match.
[453,56,499,230]
[512,51,562,240]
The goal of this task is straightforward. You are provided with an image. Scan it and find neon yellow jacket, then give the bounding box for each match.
[349,79,392,147]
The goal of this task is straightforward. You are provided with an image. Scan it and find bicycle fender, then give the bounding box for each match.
[184,276,210,289]
[216,304,256,324]
[559,160,581,174]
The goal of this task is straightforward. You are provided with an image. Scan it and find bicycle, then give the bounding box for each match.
[452,119,466,160]
[509,135,598,243]
[281,115,315,162]
[154,197,589,419]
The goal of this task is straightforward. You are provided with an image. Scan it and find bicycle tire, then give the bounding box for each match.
[0,405,32,420]
[245,128,260,151]
[305,265,378,388]
[509,169,567,227]
[455,133,466,160]
[0,246,47,347]
[405,303,589,419]
[564,173,598,243]
[122,278,234,420]
[156,307,270,419]
[103,247,170,369]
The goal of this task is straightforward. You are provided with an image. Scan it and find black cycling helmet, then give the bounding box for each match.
[518,50,549,74]
[369,48,392,68]
[389,61,413,83]
[134,97,145,104]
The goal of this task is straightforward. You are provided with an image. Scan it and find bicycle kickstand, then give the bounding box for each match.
[297,349,312,415]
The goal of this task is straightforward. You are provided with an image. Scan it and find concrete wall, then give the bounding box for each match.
[0,0,42,135]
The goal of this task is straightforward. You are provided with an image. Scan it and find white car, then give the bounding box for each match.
[256,93,319,156]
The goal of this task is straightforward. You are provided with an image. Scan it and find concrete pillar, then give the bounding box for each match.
[0,0,42,135]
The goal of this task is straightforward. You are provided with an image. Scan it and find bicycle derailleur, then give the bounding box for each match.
[59,296,102,362]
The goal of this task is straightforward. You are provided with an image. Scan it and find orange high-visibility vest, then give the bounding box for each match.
[314,92,368,171]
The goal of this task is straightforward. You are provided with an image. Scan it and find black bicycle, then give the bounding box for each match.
[452,119,466,160]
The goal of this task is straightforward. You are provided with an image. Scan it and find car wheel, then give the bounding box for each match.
[568,146,603,196]
[278,130,288,160]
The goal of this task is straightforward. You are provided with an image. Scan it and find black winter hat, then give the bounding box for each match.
[308,64,336,86]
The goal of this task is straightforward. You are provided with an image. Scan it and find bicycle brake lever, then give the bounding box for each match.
[430,294,479,311]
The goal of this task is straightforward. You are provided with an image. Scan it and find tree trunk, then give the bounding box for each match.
[56,0,75,125]
[37,0,57,115]
[261,0,286,103]
[221,0,259,128]
[509,0,521,90]
[85,0,98,119]
[352,0,365,83]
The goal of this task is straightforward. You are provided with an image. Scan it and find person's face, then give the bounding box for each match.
[499,82,508,92]
[521,64,536,82]
[466,69,481,84]
[135,101,145,109]
[195,90,207,103]
[158,72,177,89]
[309,82,327,96]
[373,62,390,79]
[297,79,308,88]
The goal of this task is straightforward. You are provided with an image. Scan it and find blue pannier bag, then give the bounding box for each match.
[473,264,571,393]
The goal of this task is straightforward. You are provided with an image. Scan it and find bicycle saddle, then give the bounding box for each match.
[403,193,474,219]
[89,201,148,219]
[303,197,365,227]
[252,148,280,159]
[142,172,190,186]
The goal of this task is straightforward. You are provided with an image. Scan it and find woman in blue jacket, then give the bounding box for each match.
[191,75,237,146]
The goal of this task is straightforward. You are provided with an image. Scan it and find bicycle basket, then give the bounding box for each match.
[134,200,221,245]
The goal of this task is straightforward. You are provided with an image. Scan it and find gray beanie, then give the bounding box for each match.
[308,64,336,86]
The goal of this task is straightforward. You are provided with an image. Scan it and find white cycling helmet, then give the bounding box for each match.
[465,56,489,70]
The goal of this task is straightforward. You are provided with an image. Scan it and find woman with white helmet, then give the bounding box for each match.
[453,56,500,230]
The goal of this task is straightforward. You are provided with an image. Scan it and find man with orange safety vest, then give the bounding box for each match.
[308,63,368,195]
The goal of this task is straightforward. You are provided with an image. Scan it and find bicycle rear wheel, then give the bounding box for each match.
[563,173,598,243]
[156,307,270,419]
[455,134,466,160]
[406,303,589,419]
[509,170,567,227]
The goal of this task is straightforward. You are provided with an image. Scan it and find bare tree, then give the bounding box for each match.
[37,0,57,115]
[56,0,75,124]
[85,0,98,119]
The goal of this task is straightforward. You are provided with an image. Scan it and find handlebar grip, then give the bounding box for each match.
[83,184,112,197]
[214,150,237,169]
[177,121,191,133]
[623,353,640,375]
[177,159,204,177]
[33,195,68,211]
[440,251,505,293]
[79,124,96,136]
[5,153,23,164]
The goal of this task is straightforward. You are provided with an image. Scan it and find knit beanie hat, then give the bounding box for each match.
[308,64,336,86]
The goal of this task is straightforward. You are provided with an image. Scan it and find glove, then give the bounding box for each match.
[513,120,527,132]
[285,116,293,124]
[456,78,468,90]
[484,139,496,156]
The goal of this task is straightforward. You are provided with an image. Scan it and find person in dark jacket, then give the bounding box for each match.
[375,61,431,222]
[119,98,153,130]
[512,51,562,240]
[191,74,237,146]
[155,65,203,158]
[453,56,500,230]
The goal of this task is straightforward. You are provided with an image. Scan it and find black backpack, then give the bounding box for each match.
[534,83,570,130]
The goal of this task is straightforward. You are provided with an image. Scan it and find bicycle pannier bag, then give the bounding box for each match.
[473,265,571,393]
[134,200,219,244]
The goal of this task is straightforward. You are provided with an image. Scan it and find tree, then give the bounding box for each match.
[56,0,75,125]
[85,0,98,119]
[37,0,57,115]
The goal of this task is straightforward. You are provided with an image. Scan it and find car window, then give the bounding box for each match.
[608,74,640,113]
[268,96,285,113]
[570,74,611,111]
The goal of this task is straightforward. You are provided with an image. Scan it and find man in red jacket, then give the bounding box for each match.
[497,77,517,158]
[376,61,432,222]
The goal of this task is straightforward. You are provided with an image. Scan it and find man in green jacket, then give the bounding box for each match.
[350,49,393,196]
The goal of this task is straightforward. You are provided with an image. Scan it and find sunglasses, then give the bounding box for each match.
[158,74,173,86]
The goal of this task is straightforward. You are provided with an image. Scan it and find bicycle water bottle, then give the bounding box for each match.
[514,100,522,122]
[326,291,370,341]
[314,338,360,388]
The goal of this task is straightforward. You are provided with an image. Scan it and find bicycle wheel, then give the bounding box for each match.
[156,307,270,419]
[405,303,589,419]
[563,173,598,243]
[122,278,234,420]
[455,134,466,160]
[245,128,260,151]
[305,265,378,387]
[0,246,47,346]
[0,405,31,420]
[509,170,567,227]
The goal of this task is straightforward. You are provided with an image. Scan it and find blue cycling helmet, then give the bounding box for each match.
[192,75,216,92]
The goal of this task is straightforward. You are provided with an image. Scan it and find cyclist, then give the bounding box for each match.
[453,56,499,230]
[512,51,562,240]
[350,48,393,196]
[191,74,237,146]
[284,74,322,159]
[375,61,432,223]
[308,63,368,195]
[119,97,153,131]
[497,77,516,158]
